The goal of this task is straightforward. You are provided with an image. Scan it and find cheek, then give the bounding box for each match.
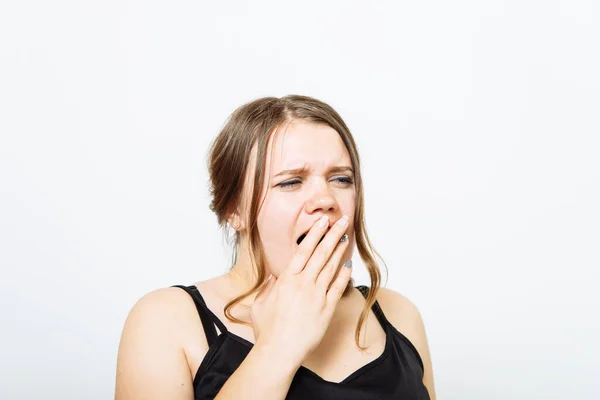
[257,197,296,238]
[256,199,298,274]
[258,239,293,277]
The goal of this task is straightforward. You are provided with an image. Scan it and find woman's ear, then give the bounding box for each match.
[227,214,243,231]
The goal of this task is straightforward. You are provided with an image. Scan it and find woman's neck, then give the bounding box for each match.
[223,246,261,306]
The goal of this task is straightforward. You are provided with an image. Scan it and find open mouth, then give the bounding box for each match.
[296,231,327,245]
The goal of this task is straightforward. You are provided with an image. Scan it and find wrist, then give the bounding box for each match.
[252,340,303,377]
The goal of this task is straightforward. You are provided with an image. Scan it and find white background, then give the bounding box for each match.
[1,1,599,399]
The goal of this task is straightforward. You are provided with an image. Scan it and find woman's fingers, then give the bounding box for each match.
[303,215,349,281]
[324,259,353,311]
[284,215,330,276]
[314,232,350,291]
[249,215,353,366]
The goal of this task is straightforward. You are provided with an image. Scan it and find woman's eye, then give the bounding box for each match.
[335,176,354,184]
[278,176,354,189]
[278,179,301,188]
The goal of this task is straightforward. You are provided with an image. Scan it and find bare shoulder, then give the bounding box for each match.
[127,286,201,327]
[120,286,206,349]
[375,287,437,399]
[374,287,426,359]
[375,287,423,334]
[115,286,207,399]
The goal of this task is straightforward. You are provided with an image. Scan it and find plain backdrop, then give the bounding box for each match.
[1,1,599,399]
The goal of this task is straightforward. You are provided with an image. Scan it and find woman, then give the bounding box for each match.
[115,95,436,399]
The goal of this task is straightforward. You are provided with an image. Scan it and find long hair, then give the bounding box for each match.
[207,95,387,349]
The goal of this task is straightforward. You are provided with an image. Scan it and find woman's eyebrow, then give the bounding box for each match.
[273,165,354,178]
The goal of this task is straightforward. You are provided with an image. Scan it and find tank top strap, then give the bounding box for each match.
[172,285,228,346]
[356,285,391,330]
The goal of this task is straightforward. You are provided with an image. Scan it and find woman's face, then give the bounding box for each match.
[251,121,356,277]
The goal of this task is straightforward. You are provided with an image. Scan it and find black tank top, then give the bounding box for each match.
[172,285,430,399]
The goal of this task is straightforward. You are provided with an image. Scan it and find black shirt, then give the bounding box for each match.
[172,284,430,399]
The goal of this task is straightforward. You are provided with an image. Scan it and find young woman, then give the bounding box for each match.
[115,95,436,399]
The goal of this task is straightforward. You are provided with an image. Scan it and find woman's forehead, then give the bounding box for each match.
[266,121,350,174]
[239,121,354,207]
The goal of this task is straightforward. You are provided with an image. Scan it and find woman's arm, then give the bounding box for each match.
[377,288,437,400]
[115,288,197,399]
[213,341,299,400]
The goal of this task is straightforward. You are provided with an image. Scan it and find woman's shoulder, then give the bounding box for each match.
[118,285,213,355]
[351,285,424,342]
[125,275,226,320]
[115,285,210,398]
[370,286,425,340]
[363,287,424,348]
[372,286,435,397]
[124,286,202,329]
[123,276,231,339]
[374,286,422,324]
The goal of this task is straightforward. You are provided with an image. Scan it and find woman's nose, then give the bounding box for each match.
[304,185,337,214]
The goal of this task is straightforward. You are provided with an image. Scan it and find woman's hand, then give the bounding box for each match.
[249,214,353,368]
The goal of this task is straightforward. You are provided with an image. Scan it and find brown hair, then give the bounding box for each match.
[206,95,387,349]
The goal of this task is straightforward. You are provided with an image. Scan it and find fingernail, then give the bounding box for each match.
[318,215,329,228]
[344,259,353,268]
[338,215,349,227]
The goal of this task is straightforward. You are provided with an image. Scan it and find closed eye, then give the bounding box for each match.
[278,176,354,189]
[335,176,354,184]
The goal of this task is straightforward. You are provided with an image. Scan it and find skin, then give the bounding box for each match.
[115,121,436,399]
[227,120,356,287]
